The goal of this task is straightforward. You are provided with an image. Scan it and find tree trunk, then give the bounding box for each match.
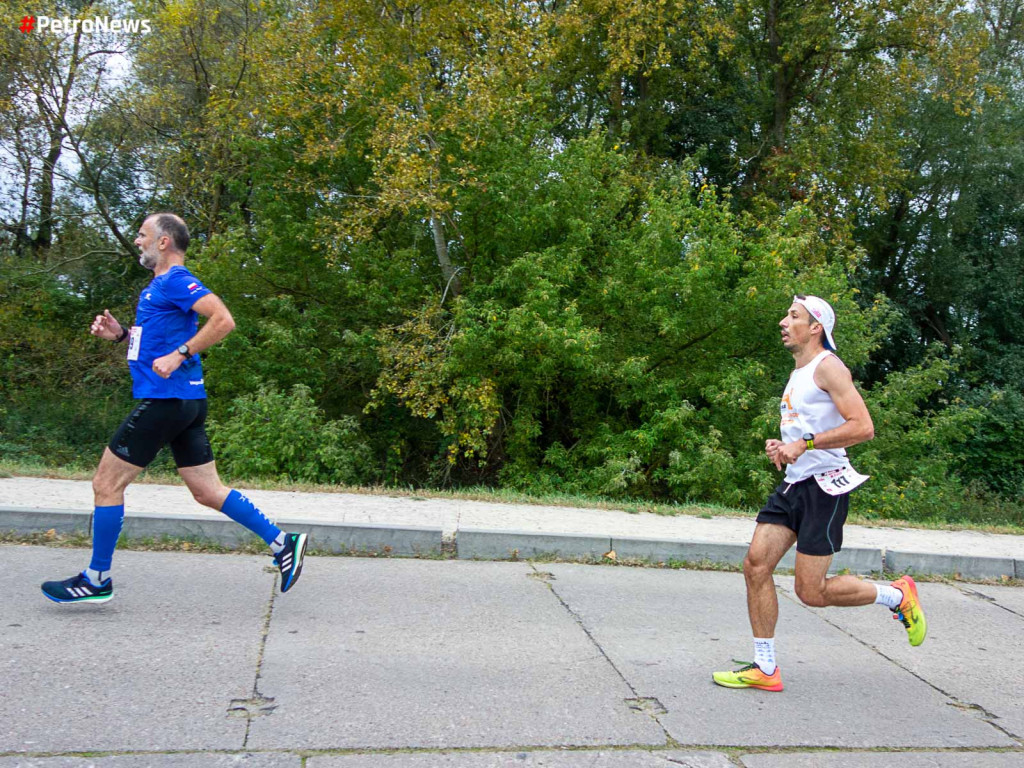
[33,15,89,256]
[34,117,63,256]
[431,213,460,301]
[608,76,623,138]
[767,0,789,150]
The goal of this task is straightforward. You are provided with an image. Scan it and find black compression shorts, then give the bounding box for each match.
[756,477,850,556]
[108,398,214,468]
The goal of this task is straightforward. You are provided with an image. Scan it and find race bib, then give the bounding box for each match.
[126,326,142,361]
[815,466,870,496]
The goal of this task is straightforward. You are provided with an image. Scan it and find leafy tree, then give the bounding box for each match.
[0,0,1018,524]
[371,133,887,501]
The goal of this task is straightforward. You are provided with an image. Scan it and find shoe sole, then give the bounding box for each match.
[896,576,927,646]
[281,533,308,593]
[42,591,113,605]
[712,675,784,691]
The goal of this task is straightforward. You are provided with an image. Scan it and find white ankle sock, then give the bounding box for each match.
[875,584,903,611]
[754,637,776,675]
[84,568,107,586]
[269,531,286,554]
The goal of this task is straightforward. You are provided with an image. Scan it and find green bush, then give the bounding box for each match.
[210,384,374,485]
[0,396,131,468]
[854,353,985,523]
[958,388,1024,498]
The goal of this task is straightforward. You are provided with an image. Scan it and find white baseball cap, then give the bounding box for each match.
[793,295,836,350]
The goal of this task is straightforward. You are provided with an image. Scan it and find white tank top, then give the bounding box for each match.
[780,350,851,482]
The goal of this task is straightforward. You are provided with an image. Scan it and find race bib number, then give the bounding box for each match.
[815,466,870,496]
[126,326,142,361]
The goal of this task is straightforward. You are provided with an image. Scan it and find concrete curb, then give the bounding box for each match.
[610,536,883,575]
[291,519,443,556]
[0,506,443,557]
[886,549,1018,580]
[457,528,611,561]
[0,506,91,534]
[0,506,1017,579]
[611,536,748,566]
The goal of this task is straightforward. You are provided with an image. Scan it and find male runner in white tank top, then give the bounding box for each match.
[712,295,927,692]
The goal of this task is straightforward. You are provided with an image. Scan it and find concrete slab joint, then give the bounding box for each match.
[228,694,277,720]
[624,697,668,717]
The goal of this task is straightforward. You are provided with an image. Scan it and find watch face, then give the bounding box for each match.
[178,345,190,355]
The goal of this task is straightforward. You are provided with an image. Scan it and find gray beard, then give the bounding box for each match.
[139,252,157,270]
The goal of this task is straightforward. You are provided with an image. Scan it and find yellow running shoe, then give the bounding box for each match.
[891,575,927,646]
[712,661,784,691]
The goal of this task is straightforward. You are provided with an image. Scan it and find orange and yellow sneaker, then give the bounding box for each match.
[712,661,784,691]
[891,575,927,646]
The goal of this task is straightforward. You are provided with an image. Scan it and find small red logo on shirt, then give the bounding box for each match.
[187,282,200,292]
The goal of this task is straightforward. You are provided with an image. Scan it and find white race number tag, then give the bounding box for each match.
[126,326,142,361]
[814,466,870,496]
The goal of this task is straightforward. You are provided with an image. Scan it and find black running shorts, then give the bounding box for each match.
[756,477,850,556]
[108,398,215,468]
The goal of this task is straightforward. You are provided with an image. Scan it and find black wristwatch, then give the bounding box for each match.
[802,432,815,450]
[115,327,130,343]
[177,343,191,358]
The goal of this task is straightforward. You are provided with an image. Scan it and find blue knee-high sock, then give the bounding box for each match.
[90,505,125,572]
[220,490,281,546]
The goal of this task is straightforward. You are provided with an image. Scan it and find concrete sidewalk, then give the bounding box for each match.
[2,476,1023,579]
[3,546,1023,766]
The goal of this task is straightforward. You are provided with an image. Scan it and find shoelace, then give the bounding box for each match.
[70,573,100,593]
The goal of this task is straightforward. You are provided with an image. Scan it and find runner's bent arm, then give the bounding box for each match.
[180,293,235,355]
[773,356,874,465]
[151,294,235,379]
[810,356,874,450]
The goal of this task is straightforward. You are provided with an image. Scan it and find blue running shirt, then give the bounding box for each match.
[128,265,212,399]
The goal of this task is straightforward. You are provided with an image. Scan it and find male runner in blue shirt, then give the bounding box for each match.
[41,213,307,603]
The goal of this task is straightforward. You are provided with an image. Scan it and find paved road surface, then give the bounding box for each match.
[3,545,1022,766]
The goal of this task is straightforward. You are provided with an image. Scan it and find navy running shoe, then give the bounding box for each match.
[274,532,308,593]
[41,572,113,604]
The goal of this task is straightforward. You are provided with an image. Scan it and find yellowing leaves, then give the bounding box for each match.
[370,304,500,467]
